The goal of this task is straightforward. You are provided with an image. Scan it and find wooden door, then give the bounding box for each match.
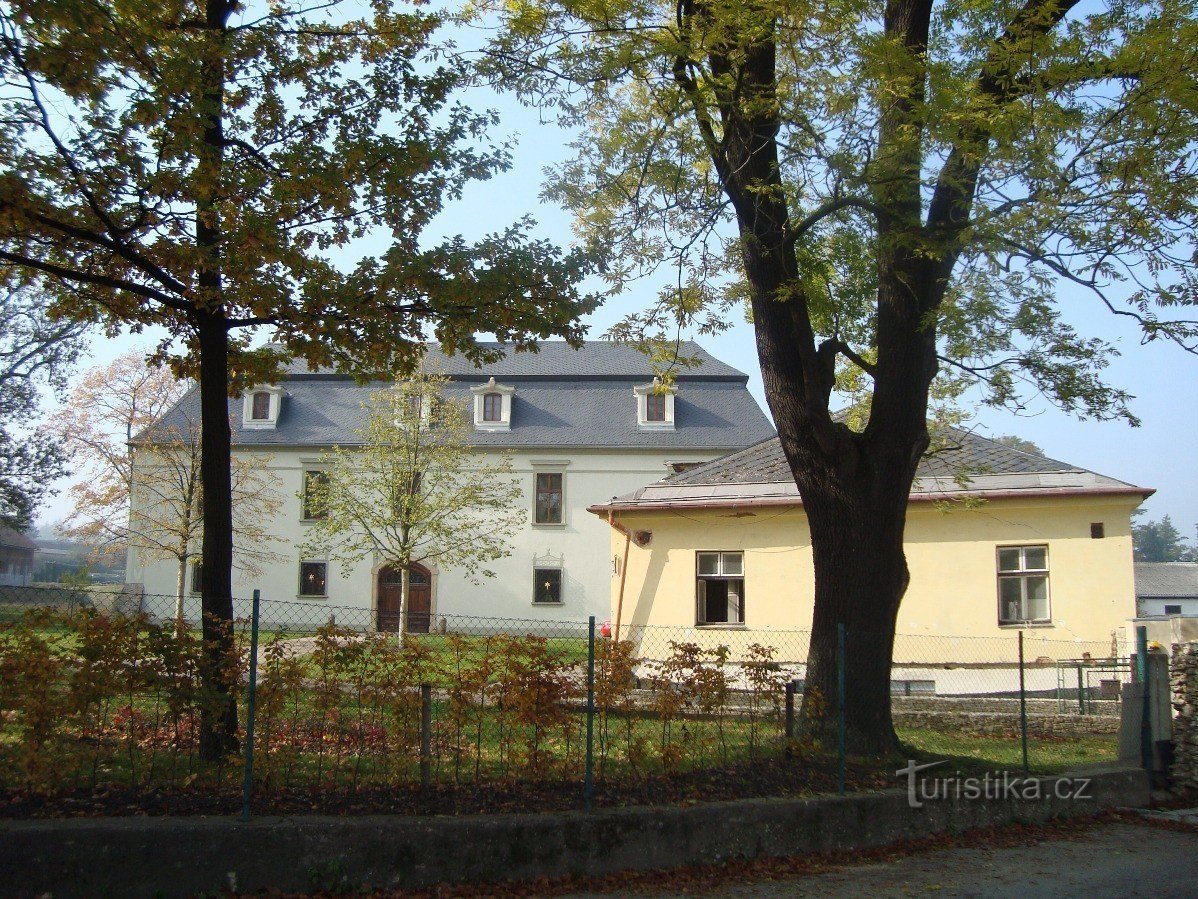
[377,565,431,633]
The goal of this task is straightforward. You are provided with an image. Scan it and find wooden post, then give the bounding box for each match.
[420,683,432,790]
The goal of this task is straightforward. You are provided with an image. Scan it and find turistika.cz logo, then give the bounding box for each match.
[895,760,1093,809]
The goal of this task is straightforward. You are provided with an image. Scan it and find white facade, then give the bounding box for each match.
[127,446,720,624]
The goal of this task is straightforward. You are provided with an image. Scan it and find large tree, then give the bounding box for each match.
[480,0,1198,752]
[1132,513,1193,563]
[0,0,595,756]
[0,281,87,530]
[300,373,524,642]
[49,351,283,623]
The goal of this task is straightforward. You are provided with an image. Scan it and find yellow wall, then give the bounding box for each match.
[608,494,1140,663]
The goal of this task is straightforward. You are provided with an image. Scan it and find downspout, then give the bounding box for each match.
[606,508,632,643]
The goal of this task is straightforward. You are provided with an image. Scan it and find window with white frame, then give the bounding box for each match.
[534,472,564,525]
[696,551,744,625]
[190,561,203,594]
[533,568,563,604]
[302,470,329,521]
[299,560,328,597]
[242,384,282,429]
[633,380,676,431]
[470,377,514,431]
[997,545,1050,624]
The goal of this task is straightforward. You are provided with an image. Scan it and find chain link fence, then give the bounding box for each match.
[0,583,1129,813]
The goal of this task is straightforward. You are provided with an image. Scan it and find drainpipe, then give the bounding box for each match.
[606,508,632,642]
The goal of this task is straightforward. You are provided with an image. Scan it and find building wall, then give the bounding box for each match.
[0,547,33,587]
[1138,598,1198,617]
[128,446,720,625]
[607,494,1141,661]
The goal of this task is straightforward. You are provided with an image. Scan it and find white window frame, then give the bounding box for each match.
[532,560,565,605]
[996,544,1051,626]
[633,380,676,431]
[189,560,202,595]
[301,469,329,522]
[696,551,745,627]
[242,384,283,429]
[299,559,329,598]
[470,377,515,431]
[532,465,566,527]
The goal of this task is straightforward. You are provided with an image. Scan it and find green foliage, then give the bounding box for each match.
[299,373,525,637]
[1132,513,1194,562]
[476,0,1197,414]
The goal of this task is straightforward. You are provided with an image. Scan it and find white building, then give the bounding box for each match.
[126,342,775,628]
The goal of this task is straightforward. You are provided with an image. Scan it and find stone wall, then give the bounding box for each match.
[1170,642,1198,789]
[892,710,1119,738]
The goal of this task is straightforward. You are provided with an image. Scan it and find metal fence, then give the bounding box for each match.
[0,584,1130,814]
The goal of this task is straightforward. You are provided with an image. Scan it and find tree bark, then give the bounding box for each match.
[196,310,239,759]
[397,560,410,647]
[174,555,187,634]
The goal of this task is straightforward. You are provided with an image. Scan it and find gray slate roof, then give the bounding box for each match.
[152,342,775,451]
[1135,562,1198,599]
[597,430,1149,510]
[284,340,747,380]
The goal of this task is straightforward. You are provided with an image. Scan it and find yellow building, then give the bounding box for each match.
[590,431,1151,671]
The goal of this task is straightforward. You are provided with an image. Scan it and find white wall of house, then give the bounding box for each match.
[127,446,720,626]
[1137,597,1198,617]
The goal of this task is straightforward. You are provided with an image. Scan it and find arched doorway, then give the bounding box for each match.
[377,564,431,633]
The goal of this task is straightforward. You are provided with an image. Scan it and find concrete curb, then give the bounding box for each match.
[0,766,1149,898]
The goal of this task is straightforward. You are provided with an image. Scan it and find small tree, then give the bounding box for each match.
[301,374,525,641]
[50,351,283,622]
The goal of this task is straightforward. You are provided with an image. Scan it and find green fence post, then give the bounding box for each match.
[241,589,261,821]
[1136,625,1152,773]
[837,622,846,795]
[584,615,595,811]
[1018,629,1029,773]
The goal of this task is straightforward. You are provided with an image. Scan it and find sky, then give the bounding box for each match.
[33,45,1198,538]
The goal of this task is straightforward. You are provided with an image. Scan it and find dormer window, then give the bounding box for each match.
[251,392,270,420]
[634,379,676,431]
[483,392,503,422]
[471,377,514,431]
[242,384,282,429]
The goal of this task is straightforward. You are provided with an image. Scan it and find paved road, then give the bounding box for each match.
[566,820,1198,898]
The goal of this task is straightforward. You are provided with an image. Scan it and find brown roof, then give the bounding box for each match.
[0,525,37,551]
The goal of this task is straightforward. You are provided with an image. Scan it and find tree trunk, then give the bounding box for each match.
[792,451,921,757]
[193,0,238,761]
[196,310,239,760]
[397,563,410,647]
[174,556,187,637]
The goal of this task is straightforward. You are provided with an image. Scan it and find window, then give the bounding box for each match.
[1090,522,1105,539]
[535,472,563,524]
[471,378,514,430]
[302,471,329,520]
[696,551,744,625]
[242,384,282,429]
[633,381,676,430]
[299,561,328,597]
[1165,604,1182,615]
[251,391,271,420]
[997,545,1050,624]
[482,392,502,422]
[533,568,563,604]
[645,392,667,422]
[190,561,203,594]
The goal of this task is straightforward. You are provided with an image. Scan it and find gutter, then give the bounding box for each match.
[587,484,1155,516]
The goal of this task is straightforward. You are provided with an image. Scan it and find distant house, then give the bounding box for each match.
[1136,562,1198,617]
[0,526,36,587]
[590,431,1151,660]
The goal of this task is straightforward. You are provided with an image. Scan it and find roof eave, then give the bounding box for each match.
[588,484,1154,516]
